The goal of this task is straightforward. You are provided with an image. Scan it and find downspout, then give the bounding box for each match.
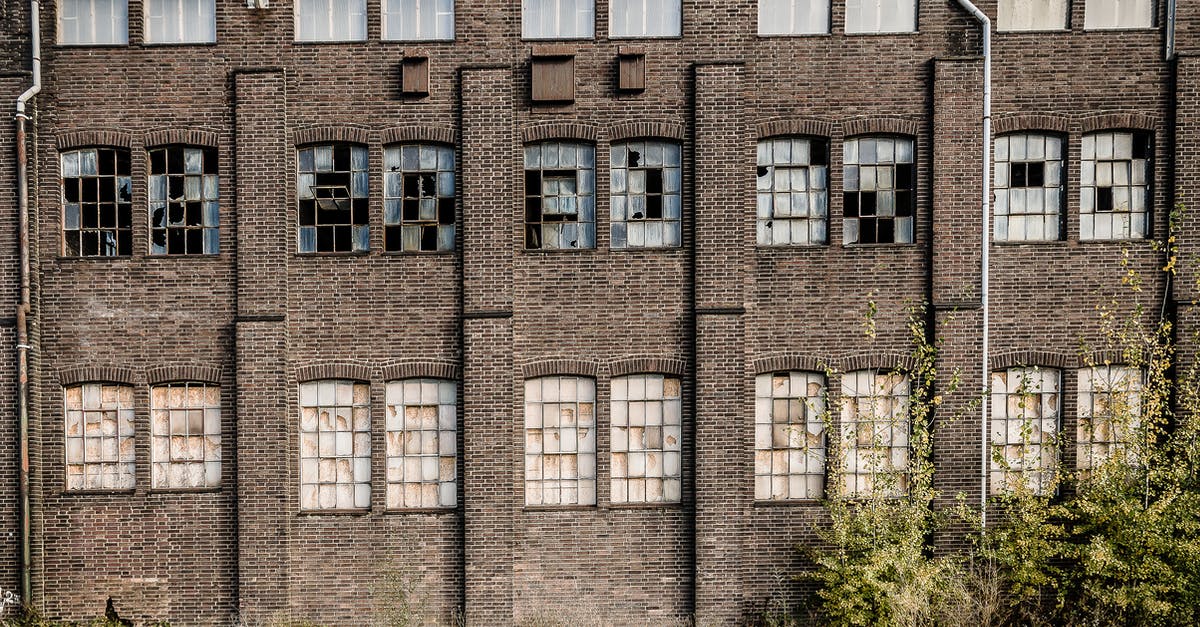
[952,0,991,529]
[1166,0,1177,61]
[15,0,41,608]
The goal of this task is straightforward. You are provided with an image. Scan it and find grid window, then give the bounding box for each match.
[840,370,910,498]
[610,140,682,248]
[843,136,914,244]
[144,0,216,43]
[295,0,367,41]
[522,0,594,39]
[150,383,221,489]
[758,0,830,35]
[59,0,128,44]
[384,144,456,252]
[757,137,830,245]
[844,0,916,34]
[1084,0,1154,30]
[297,144,370,253]
[385,379,457,508]
[998,0,1068,31]
[61,147,132,257]
[754,372,827,501]
[1081,131,1151,240]
[524,142,596,250]
[610,375,682,504]
[64,384,135,491]
[383,0,454,40]
[524,376,596,506]
[1077,366,1142,471]
[994,133,1064,242]
[149,146,219,254]
[609,0,681,38]
[990,367,1061,495]
[299,380,371,510]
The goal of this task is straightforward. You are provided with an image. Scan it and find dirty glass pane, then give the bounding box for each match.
[145,0,216,44]
[1084,0,1153,30]
[524,142,596,250]
[610,375,682,503]
[149,146,220,254]
[1080,131,1151,240]
[383,0,455,40]
[61,148,133,257]
[59,0,129,45]
[610,140,682,249]
[754,371,826,501]
[524,376,596,505]
[295,0,367,41]
[993,133,1064,242]
[151,383,222,488]
[385,379,457,508]
[839,370,910,498]
[989,368,1061,495]
[997,0,1068,31]
[844,0,915,34]
[842,136,914,245]
[610,0,681,37]
[299,380,371,510]
[384,144,456,252]
[757,137,829,245]
[522,0,594,39]
[64,383,136,490]
[1076,366,1142,472]
[757,0,829,35]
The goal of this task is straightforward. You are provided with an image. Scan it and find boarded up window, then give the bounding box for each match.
[609,0,681,37]
[384,144,455,251]
[998,0,1069,31]
[757,137,830,245]
[149,145,220,254]
[610,140,682,248]
[610,375,682,504]
[990,367,1060,495]
[994,133,1065,241]
[758,0,830,35]
[64,384,135,491]
[1077,366,1142,471]
[524,376,596,506]
[531,53,576,103]
[843,136,915,244]
[295,0,367,41]
[151,383,221,489]
[524,142,596,249]
[299,380,371,510]
[385,379,457,508]
[297,144,370,252]
[840,370,909,498]
[755,372,827,500]
[1084,0,1154,30]
[61,147,133,257]
[1080,131,1151,240]
[844,0,915,34]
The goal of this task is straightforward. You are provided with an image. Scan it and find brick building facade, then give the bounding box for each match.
[1,0,1198,624]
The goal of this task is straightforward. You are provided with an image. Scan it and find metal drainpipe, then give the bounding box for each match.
[952,0,992,529]
[1166,0,1177,61]
[15,0,41,608]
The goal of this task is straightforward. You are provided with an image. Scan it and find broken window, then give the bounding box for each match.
[524,142,596,250]
[297,144,370,253]
[1080,131,1151,240]
[609,0,681,37]
[524,376,596,506]
[64,383,135,491]
[997,0,1069,31]
[61,147,133,257]
[844,0,916,34]
[384,144,455,252]
[383,0,454,40]
[299,380,371,510]
[840,370,909,498]
[144,0,217,43]
[610,140,682,248]
[755,371,827,500]
[59,0,128,44]
[610,374,682,504]
[843,136,914,244]
[757,0,830,35]
[295,0,367,41]
[149,146,219,254]
[993,133,1064,242]
[522,0,594,39]
[1077,366,1142,471]
[1084,0,1154,29]
[990,367,1060,495]
[385,379,457,508]
[757,137,830,245]
[150,383,221,489]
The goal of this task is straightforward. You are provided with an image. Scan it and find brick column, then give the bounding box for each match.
[691,62,749,624]
[1174,56,1200,374]
[460,66,516,624]
[232,69,291,622]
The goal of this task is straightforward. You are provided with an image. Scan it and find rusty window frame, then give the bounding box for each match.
[385,378,457,509]
[609,374,682,504]
[149,145,219,255]
[755,371,827,501]
[839,370,910,498]
[297,144,370,253]
[757,137,830,246]
[524,376,597,506]
[1080,131,1151,240]
[150,383,221,489]
[384,144,456,252]
[989,367,1061,495]
[61,147,133,257]
[842,136,914,245]
[523,142,596,250]
[993,133,1065,242]
[299,380,372,510]
[610,140,682,249]
[64,383,136,491]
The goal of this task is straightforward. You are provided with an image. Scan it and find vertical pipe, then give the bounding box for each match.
[1166,0,1177,61]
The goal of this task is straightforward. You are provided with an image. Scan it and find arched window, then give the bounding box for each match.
[64,383,136,490]
[524,376,596,505]
[150,382,221,488]
[840,369,910,497]
[384,144,456,252]
[842,136,914,244]
[994,133,1065,242]
[990,367,1061,495]
[385,378,457,508]
[755,371,826,500]
[610,374,682,504]
[757,137,830,246]
[297,143,370,252]
[299,380,371,510]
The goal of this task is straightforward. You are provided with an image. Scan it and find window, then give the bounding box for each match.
[59,0,128,44]
[297,144,369,253]
[610,140,682,249]
[61,147,132,257]
[299,380,371,510]
[1084,0,1154,29]
[990,367,1060,495]
[610,374,682,503]
[843,136,914,244]
[755,371,827,501]
[757,0,829,35]
[840,370,909,497]
[144,0,216,44]
[757,137,830,245]
[295,0,367,41]
[385,379,457,508]
[844,0,916,34]
[997,0,1069,31]
[149,146,219,254]
[150,383,221,489]
[1077,366,1142,470]
[522,0,594,39]
[383,0,454,40]
[524,376,596,506]
[64,384,135,490]
[1081,131,1151,240]
[384,144,455,252]
[609,0,681,38]
[994,133,1064,242]
[523,142,596,250]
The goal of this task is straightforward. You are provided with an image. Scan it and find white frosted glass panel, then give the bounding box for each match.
[383,0,455,40]
[610,0,681,37]
[523,0,594,39]
[296,0,367,41]
[845,0,915,34]
[1084,0,1154,30]
[145,0,216,43]
[997,0,1068,31]
[60,0,129,44]
[758,0,829,35]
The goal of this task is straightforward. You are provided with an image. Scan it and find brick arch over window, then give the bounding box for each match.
[380,126,458,145]
[608,120,685,142]
[520,358,600,379]
[756,118,836,140]
[295,362,374,383]
[56,130,134,151]
[381,361,461,381]
[146,364,223,385]
[521,122,599,144]
[752,354,834,376]
[144,129,220,149]
[992,115,1070,135]
[57,365,138,386]
[838,352,916,374]
[841,117,920,138]
[609,356,687,377]
[293,126,371,147]
[989,350,1075,371]
[1079,349,1128,369]
[1080,113,1158,134]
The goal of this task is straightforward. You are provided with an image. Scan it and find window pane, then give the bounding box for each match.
[384,144,456,252]
[754,371,826,500]
[758,0,829,35]
[296,144,370,252]
[989,367,1061,495]
[524,142,596,250]
[295,0,368,41]
[299,380,372,510]
[149,146,220,254]
[145,0,217,43]
[64,383,136,490]
[842,136,914,245]
[610,0,681,37]
[1084,0,1154,30]
[610,140,682,249]
[383,0,455,40]
[1077,366,1142,471]
[386,379,457,508]
[522,0,595,39]
[61,147,133,257]
[1079,131,1151,240]
[840,370,909,498]
[611,375,682,504]
[151,383,222,488]
[60,0,129,44]
[997,0,1068,31]
[524,376,597,506]
[993,133,1064,242]
[845,0,915,34]
[758,137,829,245]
